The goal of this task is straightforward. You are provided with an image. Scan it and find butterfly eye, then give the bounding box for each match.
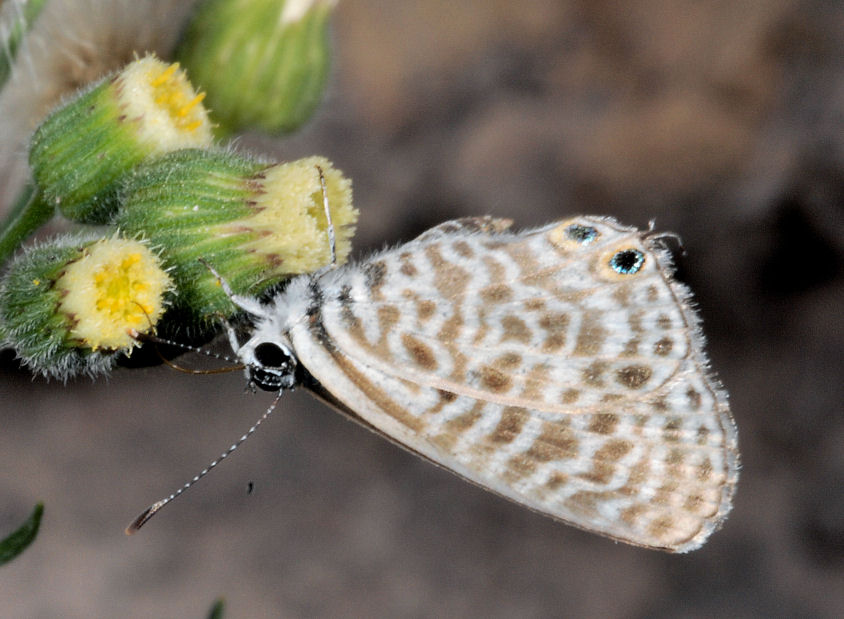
[609,249,645,275]
[254,342,286,368]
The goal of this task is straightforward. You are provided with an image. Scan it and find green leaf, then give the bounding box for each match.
[0,503,44,566]
[207,598,225,619]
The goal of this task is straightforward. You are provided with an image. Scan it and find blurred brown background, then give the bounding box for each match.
[1,1,842,617]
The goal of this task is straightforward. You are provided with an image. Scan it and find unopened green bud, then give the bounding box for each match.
[29,54,213,224]
[0,234,172,379]
[115,149,356,323]
[178,0,336,136]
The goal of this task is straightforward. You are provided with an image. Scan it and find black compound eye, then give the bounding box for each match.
[254,342,286,368]
[249,341,297,392]
[609,249,645,275]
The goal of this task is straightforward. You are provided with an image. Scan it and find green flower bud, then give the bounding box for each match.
[28,54,213,224]
[114,149,356,324]
[0,234,173,379]
[178,0,336,136]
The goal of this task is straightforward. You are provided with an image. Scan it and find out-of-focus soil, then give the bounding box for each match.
[1,2,841,617]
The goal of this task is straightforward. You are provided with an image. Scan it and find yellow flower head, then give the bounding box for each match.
[57,238,172,350]
[115,150,357,325]
[29,53,214,224]
[116,55,213,153]
[233,155,357,272]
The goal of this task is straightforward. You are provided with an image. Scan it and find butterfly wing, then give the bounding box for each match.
[289,216,739,552]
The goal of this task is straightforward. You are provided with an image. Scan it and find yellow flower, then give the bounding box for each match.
[115,56,213,154]
[58,238,172,350]
[29,54,213,223]
[0,0,202,212]
[0,233,172,378]
[231,155,356,272]
[115,150,356,324]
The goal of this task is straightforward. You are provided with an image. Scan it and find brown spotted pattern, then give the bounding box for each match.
[254,216,738,552]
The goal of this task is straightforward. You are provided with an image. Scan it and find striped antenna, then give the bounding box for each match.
[125,392,282,534]
[129,329,243,373]
[316,164,337,268]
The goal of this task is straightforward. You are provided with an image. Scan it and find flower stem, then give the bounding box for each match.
[0,0,50,90]
[0,186,54,266]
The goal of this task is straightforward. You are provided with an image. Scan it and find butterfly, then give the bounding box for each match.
[131,215,739,552]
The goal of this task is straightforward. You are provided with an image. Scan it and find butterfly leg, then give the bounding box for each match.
[197,258,267,318]
[213,311,241,354]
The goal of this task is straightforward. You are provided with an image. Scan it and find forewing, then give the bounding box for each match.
[294,216,738,551]
[319,217,713,413]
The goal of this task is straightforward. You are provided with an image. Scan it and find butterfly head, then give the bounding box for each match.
[238,339,298,392]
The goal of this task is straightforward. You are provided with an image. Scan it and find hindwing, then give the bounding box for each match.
[288,216,739,551]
